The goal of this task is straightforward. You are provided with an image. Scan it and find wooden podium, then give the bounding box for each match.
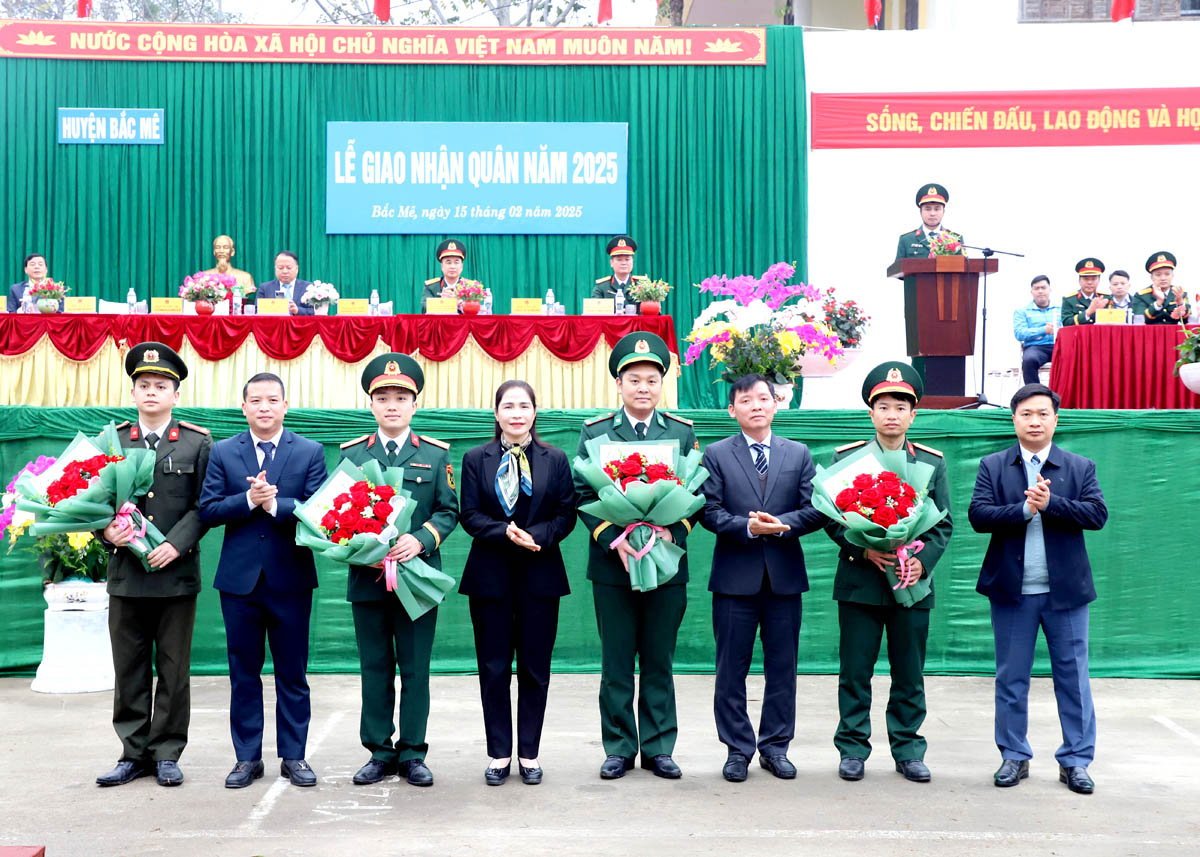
[886,255,998,401]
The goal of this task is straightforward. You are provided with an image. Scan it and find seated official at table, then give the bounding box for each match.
[591,235,642,311]
[204,235,256,296]
[422,239,466,313]
[7,252,62,312]
[1107,270,1133,316]
[894,183,963,260]
[1132,251,1190,325]
[1060,258,1109,327]
[257,251,313,316]
[1013,275,1057,385]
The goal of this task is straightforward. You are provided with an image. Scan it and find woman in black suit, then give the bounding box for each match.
[459,380,576,785]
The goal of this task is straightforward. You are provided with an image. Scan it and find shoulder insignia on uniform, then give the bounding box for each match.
[445,463,455,490]
[178,420,210,435]
[340,434,371,449]
[584,411,616,426]
[664,412,693,426]
[420,435,450,450]
[834,440,868,453]
[1136,286,1153,295]
[911,441,944,458]
[595,276,611,284]
[425,277,441,286]
[113,420,131,430]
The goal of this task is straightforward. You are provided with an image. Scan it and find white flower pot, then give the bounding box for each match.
[31,580,114,694]
[797,352,837,378]
[1179,362,1200,395]
[773,382,797,408]
[314,304,330,316]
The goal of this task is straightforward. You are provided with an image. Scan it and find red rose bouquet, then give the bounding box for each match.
[574,436,709,592]
[812,446,948,607]
[294,459,453,620]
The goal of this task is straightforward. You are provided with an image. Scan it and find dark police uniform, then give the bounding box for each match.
[1060,258,1109,326]
[421,239,466,313]
[340,353,458,787]
[894,183,963,260]
[1132,250,1190,324]
[100,342,211,787]
[574,332,698,777]
[825,362,952,780]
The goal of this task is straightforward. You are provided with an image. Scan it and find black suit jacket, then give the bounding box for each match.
[968,443,1107,609]
[458,440,576,599]
[257,279,314,315]
[700,434,827,596]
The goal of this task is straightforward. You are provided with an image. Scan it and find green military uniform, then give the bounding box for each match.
[1061,258,1109,326]
[574,333,699,765]
[106,342,212,770]
[341,354,459,771]
[826,362,952,768]
[421,239,466,313]
[1132,250,1190,324]
[590,235,642,309]
[894,183,963,260]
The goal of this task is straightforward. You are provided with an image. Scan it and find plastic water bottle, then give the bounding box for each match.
[20,287,33,314]
[614,288,625,315]
[544,288,555,315]
[231,282,243,315]
[126,288,138,315]
[369,289,380,316]
[482,288,493,315]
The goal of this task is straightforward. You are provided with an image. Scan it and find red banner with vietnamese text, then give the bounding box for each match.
[811,88,1200,148]
[0,19,765,65]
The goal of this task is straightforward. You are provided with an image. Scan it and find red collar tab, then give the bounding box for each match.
[129,425,140,441]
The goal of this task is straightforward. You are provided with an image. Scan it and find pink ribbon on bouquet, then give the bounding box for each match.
[382,557,398,592]
[114,502,147,539]
[610,522,666,560]
[893,539,925,590]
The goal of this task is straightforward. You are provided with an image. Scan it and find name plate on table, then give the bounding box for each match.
[257,298,289,316]
[337,298,369,316]
[510,298,543,315]
[425,298,458,315]
[582,298,615,316]
[151,297,183,314]
[64,296,96,313]
[1095,308,1128,325]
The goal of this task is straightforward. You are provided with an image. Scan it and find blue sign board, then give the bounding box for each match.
[326,121,628,235]
[57,108,165,145]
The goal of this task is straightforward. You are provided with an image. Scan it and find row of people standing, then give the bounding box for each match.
[90,334,1106,798]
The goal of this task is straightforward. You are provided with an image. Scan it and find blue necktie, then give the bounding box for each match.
[750,442,769,476]
[258,440,275,464]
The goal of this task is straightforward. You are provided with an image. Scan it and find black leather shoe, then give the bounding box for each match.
[1059,765,1094,794]
[759,754,797,780]
[519,764,543,785]
[400,758,434,787]
[722,753,749,782]
[640,754,682,779]
[838,757,865,781]
[599,755,634,779]
[96,759,149,787]
[353,758,399,785]
[155,760,184,787]
[895,759,931,783]
[993,759,1029,787]
[280,758,317,787]
[485,763,511,786]
[225,759,265,789]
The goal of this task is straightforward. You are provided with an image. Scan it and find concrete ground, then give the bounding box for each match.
[0,674,1197,857]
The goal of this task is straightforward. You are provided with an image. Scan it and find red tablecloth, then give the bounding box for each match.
[0,314,678,363]
[1050,325,1200,409]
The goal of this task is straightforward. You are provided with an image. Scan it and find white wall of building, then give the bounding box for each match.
[802,20,1200,408]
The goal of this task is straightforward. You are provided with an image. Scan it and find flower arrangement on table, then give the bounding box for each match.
[294,459,455,620]
[810,445,949,608]
[28,280,69,301]
[626,278,671,303]
[818,288,871,350]
[13,423,167,573]
[928,231,964,257]
[1174,322,1200,375]
[684,262,842,385]
[301,280,341,308]
[574,437,709,592]
[178,271,234,303]
[455,279,486,303]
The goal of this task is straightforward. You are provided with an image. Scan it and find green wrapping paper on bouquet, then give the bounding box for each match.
[294,458,454,620]
[573,434,709,592]
[15,422,167,570]
[811,444,948,608]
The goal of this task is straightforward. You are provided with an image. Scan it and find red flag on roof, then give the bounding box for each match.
[77,0,92,16]
[598,0,613,24]
[1111,0,1135,21]
[865,0,882,28]
[375,0,391,23]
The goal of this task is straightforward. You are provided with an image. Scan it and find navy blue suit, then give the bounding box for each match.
[968,442,1107,768]
[700,434,827,761]
[8,281,63,313]
[257,279,314,315]
[199,428,327,762]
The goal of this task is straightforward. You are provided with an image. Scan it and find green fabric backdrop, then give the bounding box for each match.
[1,405,1196,679]
[0,27,807,408]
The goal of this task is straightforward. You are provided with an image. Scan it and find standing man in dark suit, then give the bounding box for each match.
[340,353,459,788]
[257,251,313,316]
[894,184,963,260]
[968,383,1108,795]
[826,361,953,784]
[199,372,327,789]
[699,374,827,783]
[95,342,211,789]
[575,332,698,780]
